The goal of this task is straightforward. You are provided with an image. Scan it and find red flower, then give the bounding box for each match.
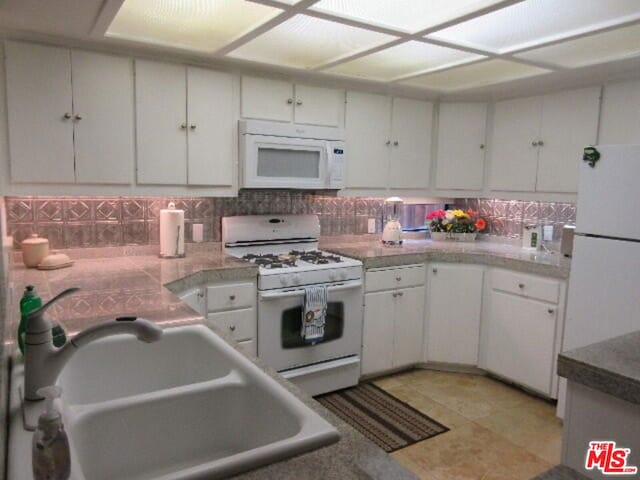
[475,218,487,231]
[426,209,446,220]
[467,209,479,216]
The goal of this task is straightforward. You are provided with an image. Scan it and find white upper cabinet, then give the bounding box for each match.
[186,67,235,187]
[345,91,392,189]
[293,84,344,127]
[389,98,433,190]
[599,79,640,145]
[241,76,293,122]
[490,87,600,194]
[241,76,344,127]
[426,264,484,365]
[136,60,237,187]
[4,41,135,185]
[135,60,188,185]
[490,96,541,192]
[71,51,134,184]
[5,41,74,183]
[536,87,600,193]
[435,103,487,191]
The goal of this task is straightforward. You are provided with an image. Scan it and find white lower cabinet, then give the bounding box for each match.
[426,263,484,365]
[481,269,564,396]
[362,265,425,375]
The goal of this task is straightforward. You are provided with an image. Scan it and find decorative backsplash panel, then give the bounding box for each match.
[3,193,576,249]
[455,198,577,240]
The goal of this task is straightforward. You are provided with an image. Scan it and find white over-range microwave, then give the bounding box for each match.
[239,119,346,190]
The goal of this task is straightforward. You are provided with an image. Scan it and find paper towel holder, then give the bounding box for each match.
[159,202,186,259]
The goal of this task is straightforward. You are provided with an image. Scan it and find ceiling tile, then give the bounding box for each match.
[427,0,640,53]
[310,0,505,33]
[516,24,640,68]
[400,59,550,91]
[325,40,484,81]
[106,0,283,52]
[227,14,397,69]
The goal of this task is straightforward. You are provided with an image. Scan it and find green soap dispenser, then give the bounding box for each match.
[18,285,42,354]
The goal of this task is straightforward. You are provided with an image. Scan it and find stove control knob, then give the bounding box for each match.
[280,276,290,286]
[293,274,301,285]
[339,270,348,280]
[329,269,337,281]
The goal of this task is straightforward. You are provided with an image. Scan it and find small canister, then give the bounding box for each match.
[522,224,541,250]
[21,234,50,268]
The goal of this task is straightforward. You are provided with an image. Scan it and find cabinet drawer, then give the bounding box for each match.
[207,308,256,342]
[207,283,255,312]
[366,265,425,292]
[491,269,560,304]
[237,339,256,357]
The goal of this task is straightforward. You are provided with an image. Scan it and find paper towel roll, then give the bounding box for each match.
[159,202,185,258]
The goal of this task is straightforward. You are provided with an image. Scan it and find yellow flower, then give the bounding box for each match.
[452,209,466,218]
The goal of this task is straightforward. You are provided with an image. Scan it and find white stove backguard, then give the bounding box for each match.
[222,214,321,249]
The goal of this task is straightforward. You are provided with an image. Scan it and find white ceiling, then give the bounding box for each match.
[1,0,640,97]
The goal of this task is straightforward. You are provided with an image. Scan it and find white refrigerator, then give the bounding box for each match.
[559,144,640,415]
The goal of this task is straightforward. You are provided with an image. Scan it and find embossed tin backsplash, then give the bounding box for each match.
[3,193,576,249]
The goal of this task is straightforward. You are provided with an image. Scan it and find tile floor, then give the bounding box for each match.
[374,369,563,480]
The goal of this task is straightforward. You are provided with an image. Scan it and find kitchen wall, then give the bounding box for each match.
[0,197,8,478]
[3,193,576,250]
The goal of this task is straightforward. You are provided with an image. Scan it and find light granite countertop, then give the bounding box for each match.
[558,331,640,406]
[3,242,416,480]
[321,234,571,279]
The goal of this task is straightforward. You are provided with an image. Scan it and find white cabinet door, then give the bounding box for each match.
[345,91,391,189]
[436,103,487,190]
[362,290,395,375]
[241,76,293,122]
[426,264,484,365]
[135,60,187,185]
[187,67,235,186]
[294,84,344,127]
[484,291,557,395]
[393,286,425,368]
[536,87,600,193]
[599,79,640,145]
[490,96,541,192]
[389,98,433,190]
[72,51,134,184]
[5,41,75,183]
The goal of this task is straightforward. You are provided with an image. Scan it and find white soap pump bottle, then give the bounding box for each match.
[32,385,71,480]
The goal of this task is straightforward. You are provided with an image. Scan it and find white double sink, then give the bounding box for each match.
[8,325,339,480]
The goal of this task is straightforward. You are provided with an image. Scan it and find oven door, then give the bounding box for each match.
[258,280,363,371]
[242,134,329,189]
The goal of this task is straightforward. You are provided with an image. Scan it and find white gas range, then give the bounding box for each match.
[222,215,363,396]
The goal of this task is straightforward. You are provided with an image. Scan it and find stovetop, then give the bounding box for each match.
[242,250,345,269]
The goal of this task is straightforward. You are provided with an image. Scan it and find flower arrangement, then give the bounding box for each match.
[426,209,487,234]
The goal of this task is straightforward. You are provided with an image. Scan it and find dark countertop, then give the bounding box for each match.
[558,331,640,406]
[3,242,416,480]
[320,234,571,279]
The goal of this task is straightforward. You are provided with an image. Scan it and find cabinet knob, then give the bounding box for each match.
[63,113,72,120]
[287,98,293,105]
[395,276,402,281]
[296,100,303,106]
[531,141,538,147]
[393,141,399,146]
[538,140,544,146]
[480,144,485,149]
[229,295,236,301]
[386,140,391,146]
[197,291,204,298]
[180,123,187,129]
[432,268,438,274]
[518,283,525,289]
[74,114,82,121]
[397,291,403,297]
[229,325,236,331]
[190,124,196,130]
[392,292,398,298]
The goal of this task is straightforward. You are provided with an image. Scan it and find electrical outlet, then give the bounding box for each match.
[367,218,376,234]
[192,223,204,243]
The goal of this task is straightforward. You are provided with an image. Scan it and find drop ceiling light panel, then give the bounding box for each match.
[228,14,396,69]
[401,59,550,91]
[310,0,505,33]
[427,0,640,53]
[106,0,283,52]
[325,41,484,81]
[516,23,640,68]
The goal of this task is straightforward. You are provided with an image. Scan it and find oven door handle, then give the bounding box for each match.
[259,280,362,300]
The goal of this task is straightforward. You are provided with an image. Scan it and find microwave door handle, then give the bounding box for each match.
[325,142,333,188]
[259,280,362,300]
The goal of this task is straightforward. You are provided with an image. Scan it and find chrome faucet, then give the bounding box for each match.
[24,287,163,401]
